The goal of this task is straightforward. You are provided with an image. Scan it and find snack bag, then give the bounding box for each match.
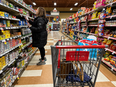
[106,7,112,16]
[102,38,108,45]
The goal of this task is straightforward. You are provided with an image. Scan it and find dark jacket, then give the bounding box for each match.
[29,16,48,48]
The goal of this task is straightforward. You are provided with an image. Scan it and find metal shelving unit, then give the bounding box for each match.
[6,0,35,14]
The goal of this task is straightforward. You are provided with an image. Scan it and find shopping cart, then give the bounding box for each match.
[51,36,107,87]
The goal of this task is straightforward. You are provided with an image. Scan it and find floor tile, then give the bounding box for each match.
[96,71,110,82]
[45,46,51,49]
[47,41,54,43]
[14,84,53,87]
[99,64,116,81]
[21,70,42,77]
[95,82,115,87]
[14,65,53,85]
[111,81,116,86]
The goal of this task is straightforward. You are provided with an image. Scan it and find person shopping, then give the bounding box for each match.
[25,7,48,65]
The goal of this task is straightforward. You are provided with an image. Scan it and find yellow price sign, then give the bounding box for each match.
[4,41,7,44]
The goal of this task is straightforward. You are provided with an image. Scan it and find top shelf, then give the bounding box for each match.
[69,1,116,20]
[0,3,19,15]
[6,0,35,14]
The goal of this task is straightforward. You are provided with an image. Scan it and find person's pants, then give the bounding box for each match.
[38,47,45,60]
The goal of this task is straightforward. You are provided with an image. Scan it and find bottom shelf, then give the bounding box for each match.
[9,48,38,87]
[61,32,78,44]
[102,58,116,72]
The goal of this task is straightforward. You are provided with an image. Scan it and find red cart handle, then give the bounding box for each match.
[56,45,107,49]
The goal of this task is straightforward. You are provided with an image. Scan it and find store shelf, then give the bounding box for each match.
[105,25,116,27]
[89,24,98,26]
[61,32,78,44]
[0,43,22,57]
[7,0,35,14]
[20,26,28,28]
[21,34,32,39]
[81,21,86,23]
[88,18,99,21]
[10,27,21,29]
[0,56,18,74]
[103,36,116,40]
[106,15,116,19]
[0,26,27,30]
[0,16,20,21]
[102,58,116,72]
[81,25,87,27]
[105,48,116,54]
[0,35,21,42]
[105,1,116,7]
[0,2,19,15]
[75,30,97,36]
[9,48,38,87]
[69,22,77,24]
[69,2,116,20]
[22,42,32,49]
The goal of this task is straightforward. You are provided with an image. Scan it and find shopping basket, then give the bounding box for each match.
[51,36,107,87]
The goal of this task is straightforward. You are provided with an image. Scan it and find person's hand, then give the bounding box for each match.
[28,23,31,27]
[25,16,29,21]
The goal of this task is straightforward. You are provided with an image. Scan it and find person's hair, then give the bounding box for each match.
[37,7,46,18]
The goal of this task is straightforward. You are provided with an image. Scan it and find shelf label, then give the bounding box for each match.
[108,37,110,40]
[2,40,5,43]
[0,70,3,73]
[105,48,108,51]
[110,16,113,19]
[112,52,115,54]
[111,67,114,71]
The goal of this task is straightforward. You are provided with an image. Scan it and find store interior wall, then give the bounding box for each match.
[60,13,75,19]
[34,7,77,19]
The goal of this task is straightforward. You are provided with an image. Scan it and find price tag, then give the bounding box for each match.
[110,3,113,7]
[111,67,114,71]
[4,41,7,44]
[105,48,108,51]
[1,28,4,32]
[112,52,115,54]
[110,16,113,19]
[17,75,19,80]
[108,37,110,40]
[0,70,3,74]
[2,40,5,43]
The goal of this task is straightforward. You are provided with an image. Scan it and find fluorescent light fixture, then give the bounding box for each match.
[70,8,73,11]
[74,3,78,6]
[54,2,57,6]
[33,2,36,5]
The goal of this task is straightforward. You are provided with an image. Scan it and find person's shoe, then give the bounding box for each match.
[36,61,46,65]
[39,57,47,61]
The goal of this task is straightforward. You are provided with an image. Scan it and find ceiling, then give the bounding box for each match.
[24,0,95,8]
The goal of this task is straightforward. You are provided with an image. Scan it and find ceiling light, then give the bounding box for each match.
[54,8,57,10]
[33,2,36,5]
[74,3,78,6]
[70,8,73,11]
[54,2,57,6]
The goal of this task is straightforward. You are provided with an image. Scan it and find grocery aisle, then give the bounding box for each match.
[13,31,116,87]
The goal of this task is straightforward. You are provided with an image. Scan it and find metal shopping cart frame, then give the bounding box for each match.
[51,38,107,87]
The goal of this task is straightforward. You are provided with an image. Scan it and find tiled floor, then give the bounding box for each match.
[13,31,116,87]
